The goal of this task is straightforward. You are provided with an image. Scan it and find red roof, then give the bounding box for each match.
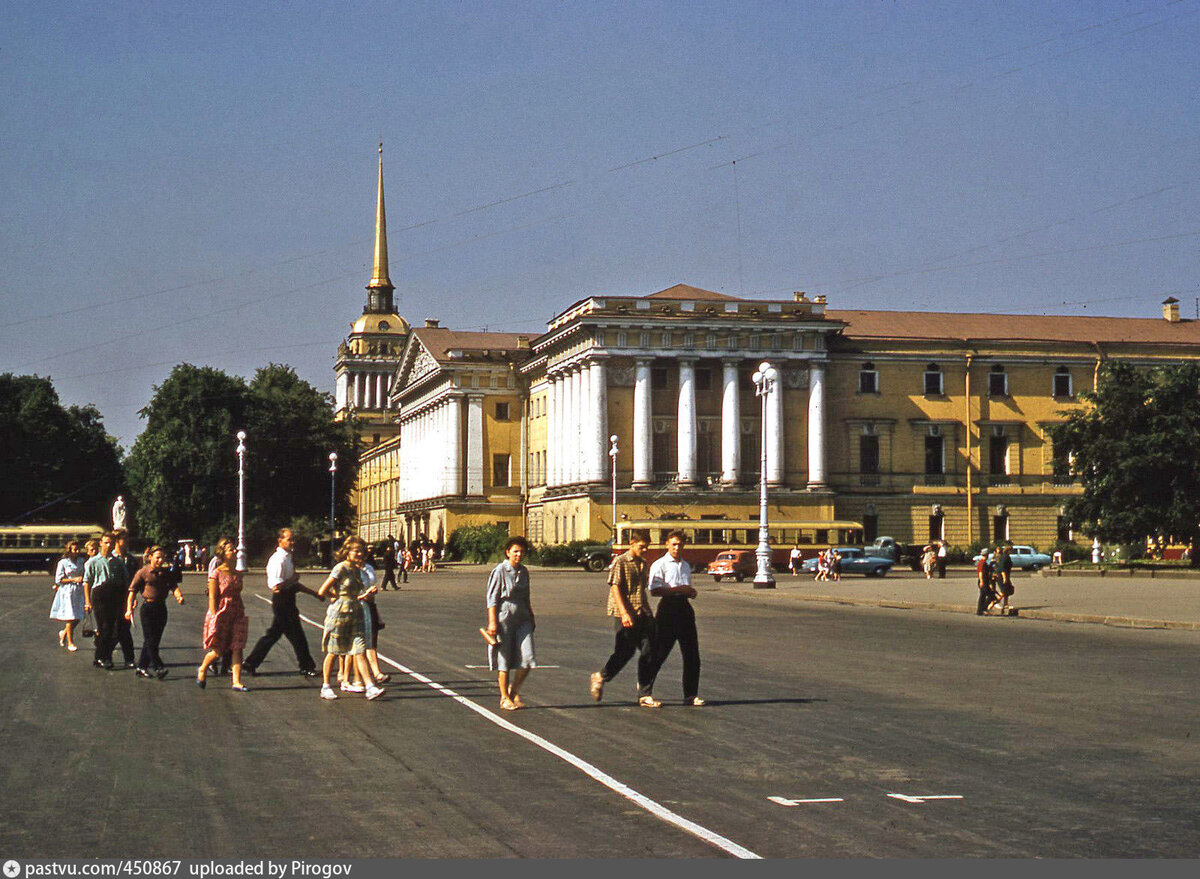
[644,284,742,302]
[411,327,532,362]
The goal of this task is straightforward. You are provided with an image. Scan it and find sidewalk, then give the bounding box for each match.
[715,567,1200,631]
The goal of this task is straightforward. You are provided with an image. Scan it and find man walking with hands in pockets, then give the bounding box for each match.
[590,529,662,708]
[649,530,705,706]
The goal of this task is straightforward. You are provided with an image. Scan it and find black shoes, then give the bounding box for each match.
[94,659,114,670]
[155,667,169,679]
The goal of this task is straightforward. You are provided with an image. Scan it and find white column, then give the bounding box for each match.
[633,359,653,487]
[445,395,462,496]
[767,365,785,486]
[376,373,385,410]
[677,358,698,485]
[467,394,485,495]
[807,362,827,489]
[579,364,592,482]
[547,376,560,487]
[721,359,741,484]
[563,367,577,484]
[336,373,347,411]
[588,359,608,483]
[353,372,362,408]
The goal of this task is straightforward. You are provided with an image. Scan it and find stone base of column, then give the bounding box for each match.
[632,481,653,490]
[806,481,828,491]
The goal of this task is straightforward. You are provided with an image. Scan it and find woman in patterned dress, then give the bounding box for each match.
[196,541,250,691]
[317,536,384,702]
[50,541,86,651]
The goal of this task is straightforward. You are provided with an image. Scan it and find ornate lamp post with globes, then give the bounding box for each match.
[751,362,777,588]
[328,451,338,566]
[609,434,619,543]
[235,431,248,573]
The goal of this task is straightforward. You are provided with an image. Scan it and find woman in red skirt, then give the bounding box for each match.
[196,539,250,691]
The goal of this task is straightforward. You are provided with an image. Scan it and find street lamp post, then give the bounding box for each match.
[235,431,247,573]
[751,361,777,588]
[609,434,619,543]
[328,451,338,566]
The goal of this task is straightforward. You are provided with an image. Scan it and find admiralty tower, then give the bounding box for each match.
[334,143,410,447]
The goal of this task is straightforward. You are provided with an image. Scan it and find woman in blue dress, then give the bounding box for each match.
[50,541,86,651]
[485,536,536,710]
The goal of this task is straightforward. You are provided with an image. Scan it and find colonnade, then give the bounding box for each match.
[544,357,827,490]
[340,370,395,410]
[399,393,487,503]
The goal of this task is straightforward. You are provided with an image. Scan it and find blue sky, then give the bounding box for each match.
[2,1,1198,448]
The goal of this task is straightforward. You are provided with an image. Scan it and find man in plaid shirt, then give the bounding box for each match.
[590,530,662,708]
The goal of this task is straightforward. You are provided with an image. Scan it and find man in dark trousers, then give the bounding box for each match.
[243,528,320,677]
[590,530,662,708]
[648,530,705,706]
[83,532,124,670]
[380,537,399,591]
[111,529,137,667]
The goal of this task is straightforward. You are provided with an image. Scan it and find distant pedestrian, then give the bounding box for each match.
[242,528,320,679]
[50,541,86,652]
[995,546,1014,613]
[196,543,250,691]
[922,545,936,580]
[936,541,948,579]
[380,538,399,591]
[485,537,536,710]
[317,536,384,702]
[83,532,126,670]
[111,530,137,668]
[590,530,660,708]
[648,530,704,707]
[125,545,185,678]
[830,547,842,581]
[788,544,803,577]
[975,551,995,615]
[401,546,413,584]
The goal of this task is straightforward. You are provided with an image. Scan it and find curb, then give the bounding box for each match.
[713,587,1200,631]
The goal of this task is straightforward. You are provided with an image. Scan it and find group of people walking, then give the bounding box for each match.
[976,545,1015,615]
[48,528,392,702]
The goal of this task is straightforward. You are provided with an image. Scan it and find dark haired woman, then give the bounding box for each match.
[317,536,384,702]
[125,545,184,678]
[485,536,536,710]
[51,541,86,651]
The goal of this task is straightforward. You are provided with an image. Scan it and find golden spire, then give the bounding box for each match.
[368,140,392,289]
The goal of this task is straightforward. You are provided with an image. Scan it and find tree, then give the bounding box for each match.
[0,374,124,524]
[1050,361,1200,563]
[124,363,357,553]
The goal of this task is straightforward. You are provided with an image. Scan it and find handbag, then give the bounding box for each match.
[81,609,96,638]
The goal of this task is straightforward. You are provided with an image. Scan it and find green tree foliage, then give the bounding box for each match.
[447,523,510,563]
[1050,361,1200,562]
[125,363,357,551]
[0,374,124,524]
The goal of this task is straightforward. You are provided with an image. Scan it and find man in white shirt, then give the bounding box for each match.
[243,528,320,677]
[648,530,705,706]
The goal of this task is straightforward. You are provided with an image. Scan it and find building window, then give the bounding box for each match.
[989,429,1009,476]
[993,513,1009,543]
[495,402,510,421]
[617,331,627,347]
[1053,366,1073,398]
[493,454,511,488]
[863,514,878,543]
[988,364,1008,396]
[924,364,943,396]
[929,514,944,542]
[925,431,944,475]
[661,331,673,349]
[858,362,879,394]
[1057,516,1073,543]
[859,434,880,475]
[651,366,668,390]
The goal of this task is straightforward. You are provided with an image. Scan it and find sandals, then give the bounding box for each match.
[500,697,517,711]
[638,695,663,709]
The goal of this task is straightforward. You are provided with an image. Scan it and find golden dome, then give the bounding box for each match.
[350,313,410,335]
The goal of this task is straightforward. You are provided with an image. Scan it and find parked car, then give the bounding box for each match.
[972,545,1052,570]
[868,536,923,571]
[707,549,757,582]
[578,544,614,572]
[801,547,894,577]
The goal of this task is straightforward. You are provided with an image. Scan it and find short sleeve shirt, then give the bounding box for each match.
[607,550,650,618]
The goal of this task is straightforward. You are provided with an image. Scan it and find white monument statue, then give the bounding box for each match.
[111,496,127,531]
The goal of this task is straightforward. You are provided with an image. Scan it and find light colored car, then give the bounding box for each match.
[801,547,893,577]
[973,544,1052,570]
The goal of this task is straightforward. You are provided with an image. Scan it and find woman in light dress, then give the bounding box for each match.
[50,541,86,651]
[318,536,384,702]
[196,540,250,691]
[485,537,536,710]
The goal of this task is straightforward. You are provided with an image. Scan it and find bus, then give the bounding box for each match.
[612,519,865,572]
[0,524,104,574]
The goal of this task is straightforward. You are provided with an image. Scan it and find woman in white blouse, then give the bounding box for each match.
[50,541,86,651]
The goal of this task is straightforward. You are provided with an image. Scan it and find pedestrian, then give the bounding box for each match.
[975,550,995,615]
[242,528,320,679]
[125,545,185,678]
[936,540,948,579]
[111,530,138,668]
[207,537,234,675]
[380,537,399,591]
[648,530,705,707]
[343,553,390,691]
[50,541,86,652]
[83,532,127,670]
[922,545,936,579]
[589,529,661,708]
[814,549,827,582]
[317,536,384,702]
[788,543,803,577]
[485,536,536,710]
[401,545,413,584]
[995,545,1015,613]
[830,547,842,582]
[196,541,250,691]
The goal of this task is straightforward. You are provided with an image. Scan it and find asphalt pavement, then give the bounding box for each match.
[2,566,1199,859]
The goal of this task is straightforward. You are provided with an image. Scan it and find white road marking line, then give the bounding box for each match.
[887,793,964,804]
[276,597,761,860]
[465,664,561,669]
[768,796,844,806]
